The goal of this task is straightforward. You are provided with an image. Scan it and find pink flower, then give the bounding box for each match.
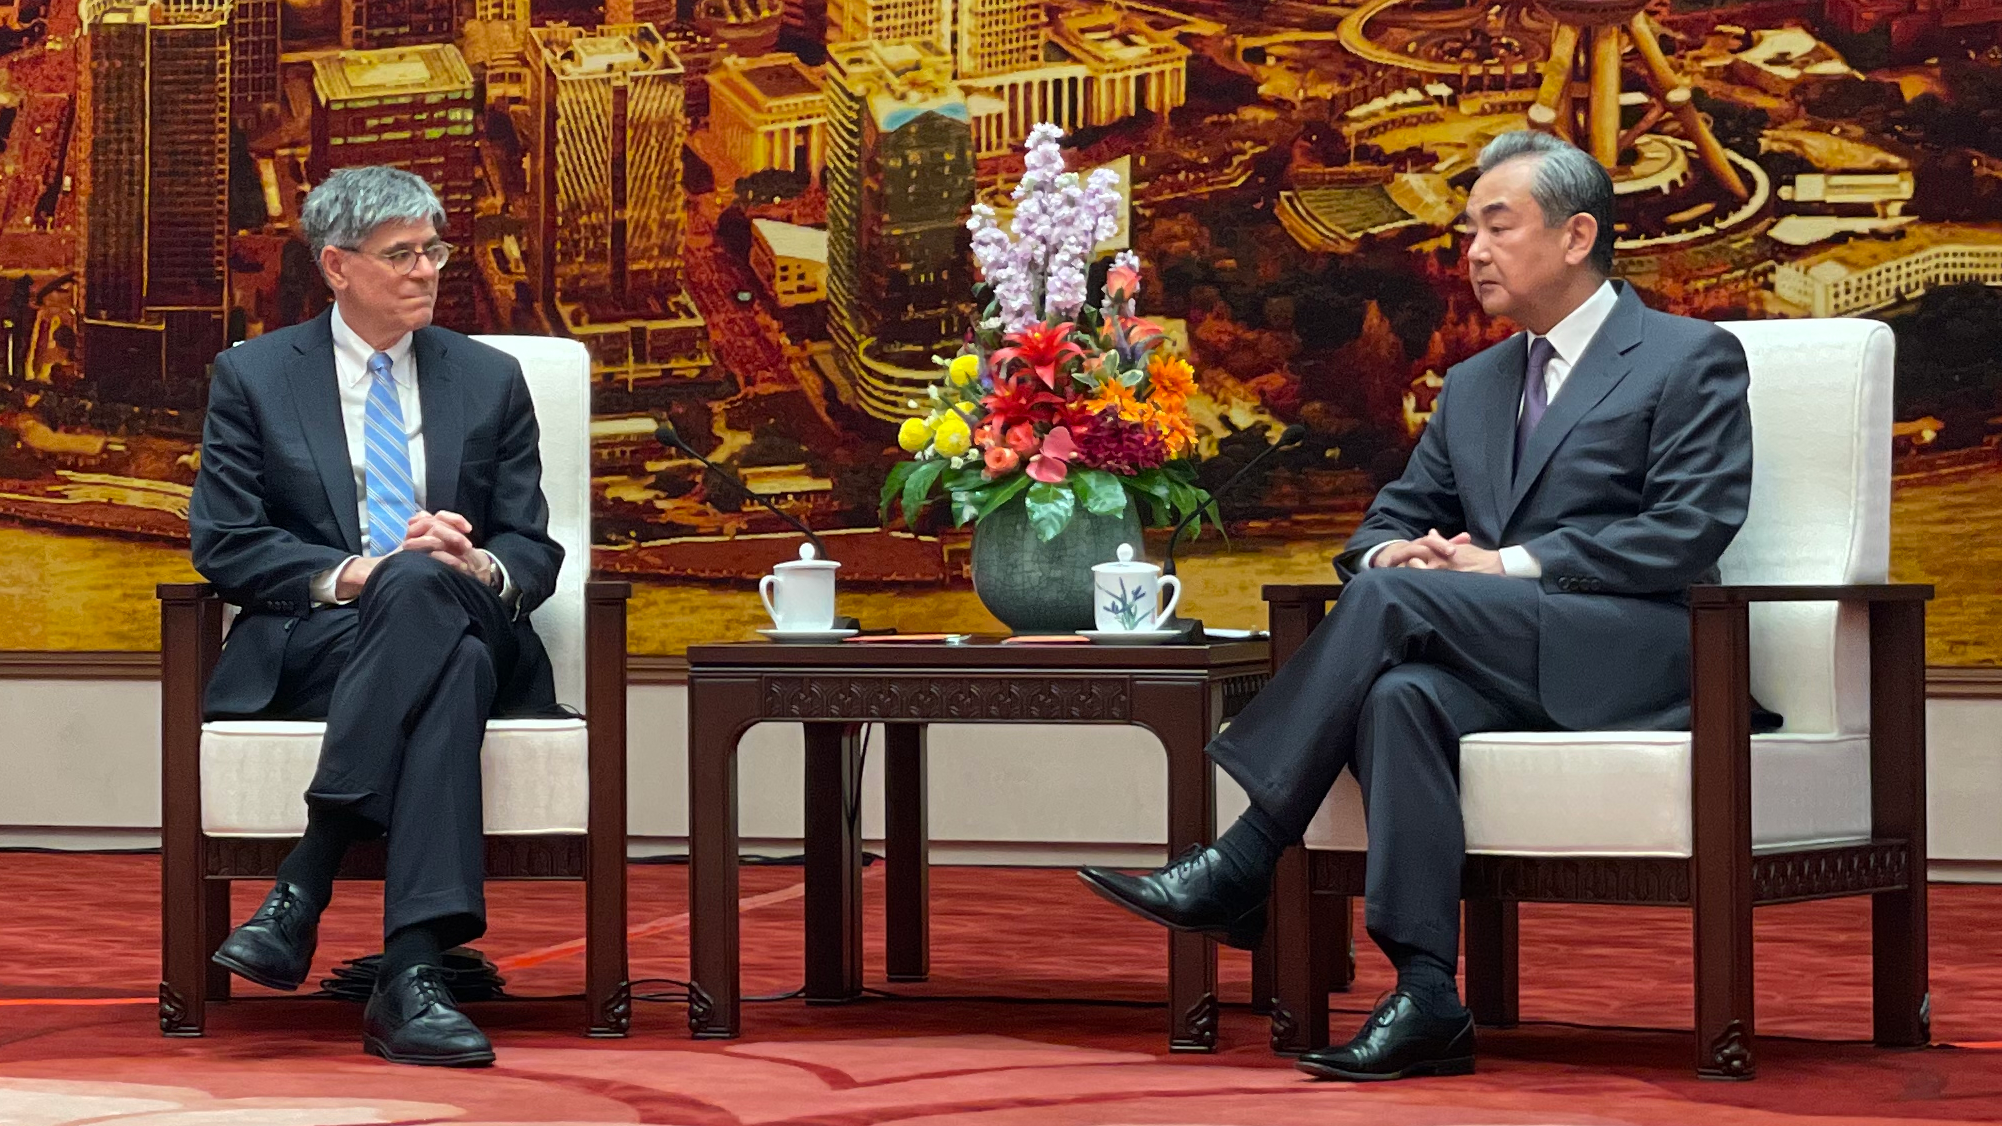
[1027,426,1078,483]
[1106,263,1140,300]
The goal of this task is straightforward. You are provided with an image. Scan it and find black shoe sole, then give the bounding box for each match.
[210,950,306,993]
[1075,869,1267,951]
[1295,1054,1476,1082]
[363,1035,496,1067]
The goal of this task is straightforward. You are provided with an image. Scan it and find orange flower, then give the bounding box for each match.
[1085,376,1146,423]
[1147,353,1196,404]
[984,445,1021,477]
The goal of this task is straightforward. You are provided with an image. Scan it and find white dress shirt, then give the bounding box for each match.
[1364,279,1619,578]
[309,303,513,606]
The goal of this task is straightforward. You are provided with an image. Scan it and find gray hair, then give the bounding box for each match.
[1475,131,1616,276]
[299,166,447,261]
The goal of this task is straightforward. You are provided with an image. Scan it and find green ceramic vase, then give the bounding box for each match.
[970,491,1144,633]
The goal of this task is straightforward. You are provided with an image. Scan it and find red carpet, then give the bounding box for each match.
[0,853,1998,1123]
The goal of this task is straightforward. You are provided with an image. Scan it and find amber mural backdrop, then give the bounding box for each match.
[0,0,1997,663]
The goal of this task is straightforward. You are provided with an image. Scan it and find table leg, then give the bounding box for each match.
[688,676,759,1039]
[1138,679,1220,1052]
[804,722,865,1003]
[885,723,930,982]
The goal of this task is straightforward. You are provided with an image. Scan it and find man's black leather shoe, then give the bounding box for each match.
[1296,992,1475,1081]
[362,964,496,1067]
[211,881,319,991]
[1077,845,1268,950]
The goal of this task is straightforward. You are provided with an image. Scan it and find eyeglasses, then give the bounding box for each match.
[340,240,454,275]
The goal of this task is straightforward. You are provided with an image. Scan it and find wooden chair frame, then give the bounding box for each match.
[156,579,633,1039]
[1253,580,1933,1079]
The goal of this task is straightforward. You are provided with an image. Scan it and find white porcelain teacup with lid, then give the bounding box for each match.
[1090,543,1181,633]
[758,542,840,631]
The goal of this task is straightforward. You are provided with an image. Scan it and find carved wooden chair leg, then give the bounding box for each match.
[1267,846,1327,1054]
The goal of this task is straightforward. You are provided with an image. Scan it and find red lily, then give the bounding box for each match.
[989,321,1082,390]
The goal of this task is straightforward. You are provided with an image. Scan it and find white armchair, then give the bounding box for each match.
[158,336,632,1038]
[1258,317,1931,1079]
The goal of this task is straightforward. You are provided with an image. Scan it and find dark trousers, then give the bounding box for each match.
[1208,567,1553,967]
[264,551,520,945]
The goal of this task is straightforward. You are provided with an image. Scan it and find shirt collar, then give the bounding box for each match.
[1528,279,1618,367]
[330,302,416,388]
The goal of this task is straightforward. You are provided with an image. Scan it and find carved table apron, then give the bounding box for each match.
[685,640,1271,1052]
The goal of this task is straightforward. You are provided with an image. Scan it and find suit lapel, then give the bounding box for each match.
[1501,283,1644,529]
[415,328,463,516]
[1476,334,1528,535]
[289,310,364,555]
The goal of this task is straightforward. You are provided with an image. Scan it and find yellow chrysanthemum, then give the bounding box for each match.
[1085,377,1146,423]
[948,353,980,384]
[1146,353,1197,404]
[933,413,973,457]
[898,417,934,453]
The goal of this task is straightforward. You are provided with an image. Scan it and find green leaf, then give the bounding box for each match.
[1024,480,1077,541]
[880,461,919,521]
[944,465,988,494]
[900,459,946,527]
[1071,468,1128,517]
[972,474,1031,523]
[950,487,984,527]
[1125,468,1174,502]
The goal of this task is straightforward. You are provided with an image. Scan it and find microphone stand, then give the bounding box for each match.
[1157,424,1307,643]
[656,422,861,631]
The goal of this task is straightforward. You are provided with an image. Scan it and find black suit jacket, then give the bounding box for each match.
[189,309,565,717]
[1336,281,1754,730]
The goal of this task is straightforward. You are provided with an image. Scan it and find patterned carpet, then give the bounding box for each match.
[0,853,1998,1125]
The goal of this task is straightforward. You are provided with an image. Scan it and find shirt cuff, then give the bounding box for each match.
[311,556,361,606]
[1500,545,1541,579]
[1360,540,1400,569]
[485,550,520,610]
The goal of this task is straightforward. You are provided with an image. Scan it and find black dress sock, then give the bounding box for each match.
[381,921,448,982]
[1211,802,1290,887]
[1382,937,1467,1019]
[274,806,374,913]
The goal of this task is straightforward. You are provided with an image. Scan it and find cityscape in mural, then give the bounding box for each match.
[0,0,1998,658]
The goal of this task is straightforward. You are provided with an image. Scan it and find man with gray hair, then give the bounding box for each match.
[190,166,564,1067]
[1079,131,1754,1079]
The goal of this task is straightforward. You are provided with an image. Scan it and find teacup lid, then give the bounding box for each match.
[1092,543,1155,573]
[776,541,839,569]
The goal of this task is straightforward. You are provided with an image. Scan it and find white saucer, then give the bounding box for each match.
[757,628,859,643]
[1077,629,1182,645]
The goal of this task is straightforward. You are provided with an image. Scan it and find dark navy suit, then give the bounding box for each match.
[189,308,564,943]
[1208,281,1753,963]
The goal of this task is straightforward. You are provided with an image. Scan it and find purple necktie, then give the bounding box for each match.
[1515,335,1556,473]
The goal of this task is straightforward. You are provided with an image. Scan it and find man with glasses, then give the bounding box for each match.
[189,165,564,1067]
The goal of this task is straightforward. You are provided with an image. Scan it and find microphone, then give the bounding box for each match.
[656,421,832,562]
[1157,423,1307,643]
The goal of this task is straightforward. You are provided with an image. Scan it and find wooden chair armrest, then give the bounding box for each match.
[157,582,217,602]
[1262,583,1344,605]
[1688,582,1932,605]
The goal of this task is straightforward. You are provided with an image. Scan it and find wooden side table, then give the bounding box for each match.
[685,638,1270,1051]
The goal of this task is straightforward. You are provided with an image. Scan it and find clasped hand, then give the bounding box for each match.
[335,510,491,600]
[1374,529,1503,574]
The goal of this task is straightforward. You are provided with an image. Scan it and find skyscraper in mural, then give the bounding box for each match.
[78,0,231,412]
[955,0,1041,77]
[227,0,279,127]
[525,22,713,391]
[309,44,479,325]
[343,0,456,50]
[825,0,949,50]
[822,38,973,420]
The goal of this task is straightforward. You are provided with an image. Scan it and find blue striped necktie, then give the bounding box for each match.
[363,350,417,555]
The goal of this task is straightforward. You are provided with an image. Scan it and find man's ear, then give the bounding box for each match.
[319,245,349,295]
[1565,213,1599,266]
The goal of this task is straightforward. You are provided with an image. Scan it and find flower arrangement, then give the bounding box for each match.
[880,124,1210,542]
